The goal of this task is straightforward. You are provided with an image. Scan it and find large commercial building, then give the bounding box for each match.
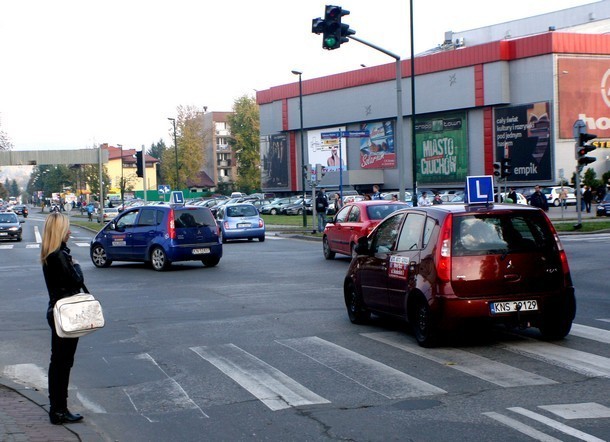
[256,1,610,196]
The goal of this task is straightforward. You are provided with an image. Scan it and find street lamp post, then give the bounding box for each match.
[168,117,179,191]
[292,70,307,228]
[118,144,123,209]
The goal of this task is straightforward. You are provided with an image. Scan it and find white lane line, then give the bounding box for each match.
[277,336,446,399]
[123,353,208,419]
[598,319,610,323]
[509,407,606,442]
[362,332,556,388]
[570,324,610,344]
[34,225,41,243]
[482,412,562,442]
[76,391,107,414]
[501,340,610,378]
[539,402,610,420]
[74,242,90,247]
[191,344,329,411]
[0,245,13,249]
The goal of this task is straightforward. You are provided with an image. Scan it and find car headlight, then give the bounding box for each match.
[8,227,19,231]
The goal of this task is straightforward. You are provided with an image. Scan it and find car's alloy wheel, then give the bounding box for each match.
[270,208,277,215]
[345,283,370,324]
[91,244,112,268]
[553,199,560,207]
[323,236,335,260]
[150,247,170,271]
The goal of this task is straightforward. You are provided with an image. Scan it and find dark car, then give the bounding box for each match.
[283,198,312,215]
[90,205,222,271]
[596,193,610,216]
[344,204,575,347]
[0,212,23,241]
[260,197,300,215]
[323,200,410,259]
[12,204,29,218]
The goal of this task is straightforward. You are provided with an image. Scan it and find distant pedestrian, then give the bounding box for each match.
[507,188,518,204]
[315,191,329,232]
[529,185,549,211]
[418,192,432,207]
[583,185,592,213]
[391,194,398,202]
[333,193,343,212]
[432,194,443,205]
[371,185,381,200]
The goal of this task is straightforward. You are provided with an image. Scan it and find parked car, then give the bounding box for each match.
[260,197,300,215]
[596,193,610,216]
[11,204,28,217]
[90,205,222,271]
[283,198,312,215]
[97,207,120,223]
[542,186,576,207]
[216,203,265,243]
[496,192,528,205]
[344,204,576,347]
[323,200,411,259]
[0,212,23,241]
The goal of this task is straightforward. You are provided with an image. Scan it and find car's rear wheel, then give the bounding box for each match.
[16,235,22,242]
[259,235,265,242]
[344,282,370,324]
[150,247,170,271]
[270,208,278,215]
[202,256,220,267]
[323,236,335,260]
[412,297,439,348]
[553,198,560,207]
[539,293,575,340]
[91,244,112,268]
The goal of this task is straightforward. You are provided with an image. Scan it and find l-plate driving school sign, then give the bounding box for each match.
[465,176,494,204]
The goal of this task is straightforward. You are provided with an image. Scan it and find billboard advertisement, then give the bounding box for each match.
[359,120,396,169]
[558,57,610,140]
[415,113,468,184]
[494,102,552,182]
[307,127,346,171]
[261,133,289,189]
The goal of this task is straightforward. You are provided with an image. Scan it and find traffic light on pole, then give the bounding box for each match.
[135,151,143,177]
[304,164,312,182]
[493,162,501,177]
[501,158,512,178]
[322,5,350,50]
[576,132,597,166]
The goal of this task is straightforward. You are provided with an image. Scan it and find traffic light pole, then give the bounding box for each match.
[574,161,583,229]
[348,35,406,203]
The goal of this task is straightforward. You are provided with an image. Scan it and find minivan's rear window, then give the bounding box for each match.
[452,213,553,256]
[175,208,216,228]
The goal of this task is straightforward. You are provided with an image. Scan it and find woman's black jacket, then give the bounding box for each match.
[43,243,84,318]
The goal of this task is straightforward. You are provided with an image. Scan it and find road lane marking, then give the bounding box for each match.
[74,242,90,247]
[0,245,13,249]
[482,412,563,442]
[277,336,446,399]
[191,343,330,411]
[34,225,41,243]
[501,340,610,378]
[570,324,610,344]
[508,407,606,442]
[26,244,39,248]
[362,332,556,388]
[539,403,610,420]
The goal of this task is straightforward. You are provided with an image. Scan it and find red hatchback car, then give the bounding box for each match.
[323,200,411,259]
[344,204,576,347]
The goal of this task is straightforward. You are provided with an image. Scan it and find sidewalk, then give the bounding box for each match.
[0,378,102,442]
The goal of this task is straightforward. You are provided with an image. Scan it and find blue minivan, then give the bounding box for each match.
[90,205,222,271]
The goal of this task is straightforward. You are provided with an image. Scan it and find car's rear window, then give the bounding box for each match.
[226,205,258,217]
[366,203,410,220]
[174,208,216,228]
[452,213,553,256]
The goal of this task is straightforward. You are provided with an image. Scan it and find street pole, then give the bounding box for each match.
[292,70,307,228]
[409,0,417,206]
[118,144,123,209]
[168,117,179,191]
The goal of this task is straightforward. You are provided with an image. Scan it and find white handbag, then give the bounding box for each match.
[53,293,105,338]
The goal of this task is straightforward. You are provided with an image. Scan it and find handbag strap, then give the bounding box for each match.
[82,283,90,294]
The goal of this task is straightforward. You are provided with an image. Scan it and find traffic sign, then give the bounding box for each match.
[321,130,370,139]
[466,176,494,204]
[170,191,184,205]
[321,131,342,139]
[158,184,171,194]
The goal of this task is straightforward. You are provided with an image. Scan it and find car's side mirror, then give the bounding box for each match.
[355,235,370,255]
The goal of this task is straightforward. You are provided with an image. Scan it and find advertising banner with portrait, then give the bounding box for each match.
[359,120,396,169]
[558,57,610,140]
[494,102,552,182]
[415,113,468,184]
[262,133,289,189]
[307,127,346,172]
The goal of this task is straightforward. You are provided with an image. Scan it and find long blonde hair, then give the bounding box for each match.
[41,212,70,265]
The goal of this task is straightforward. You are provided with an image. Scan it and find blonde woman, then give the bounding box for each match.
[41,212,85,425]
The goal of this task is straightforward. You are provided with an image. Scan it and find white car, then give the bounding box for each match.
[497,192,528,205]
[542,186,576,207]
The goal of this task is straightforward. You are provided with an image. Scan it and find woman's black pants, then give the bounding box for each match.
[47,315,79,411]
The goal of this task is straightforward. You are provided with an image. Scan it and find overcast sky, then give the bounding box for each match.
[0,0,599,152]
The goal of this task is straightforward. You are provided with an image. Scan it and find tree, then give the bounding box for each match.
[162,105,207,190]
[149,139,167,186]
[0,130,13,151]
[0,181,7,200]
[9,179,19,197]
[227,95,260,194]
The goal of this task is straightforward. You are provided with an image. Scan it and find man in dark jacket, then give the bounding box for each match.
[315,191,329,233]
[529,185,549,211]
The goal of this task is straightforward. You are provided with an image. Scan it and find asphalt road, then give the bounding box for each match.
[0,212,608,441]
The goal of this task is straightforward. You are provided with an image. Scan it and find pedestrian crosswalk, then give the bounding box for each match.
[4,320,609,440]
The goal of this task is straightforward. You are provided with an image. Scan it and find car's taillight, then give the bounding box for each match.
[224,221,230,230]
[436,214,453,282]
[168,209,176,239]
[258,218,264,228]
